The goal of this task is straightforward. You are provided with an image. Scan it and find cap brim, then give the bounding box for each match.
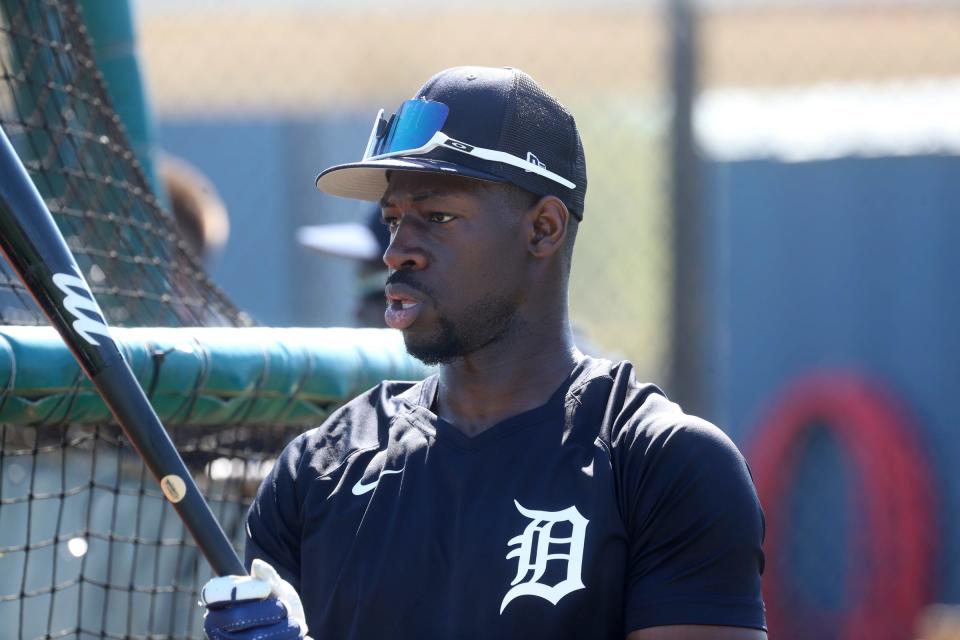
[315,157,506,201]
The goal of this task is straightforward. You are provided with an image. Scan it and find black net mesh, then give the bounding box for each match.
[0,2,290,638]
[0,0,248,328]
[0,421,305,639]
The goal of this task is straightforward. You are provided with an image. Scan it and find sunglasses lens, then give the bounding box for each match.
[371,100,450,158]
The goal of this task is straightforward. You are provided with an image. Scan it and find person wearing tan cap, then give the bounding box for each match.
[296,206,390,328]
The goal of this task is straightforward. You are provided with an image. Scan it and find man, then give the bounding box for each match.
[201,66,766,640]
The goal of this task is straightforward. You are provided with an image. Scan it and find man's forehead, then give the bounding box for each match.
[380,172,497,205]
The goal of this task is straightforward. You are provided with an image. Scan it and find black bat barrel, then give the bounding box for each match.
[0,125,246,577]
[0,128,118,377]
[91,364,247,576]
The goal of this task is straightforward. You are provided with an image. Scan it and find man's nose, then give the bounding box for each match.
[382,221,427,271]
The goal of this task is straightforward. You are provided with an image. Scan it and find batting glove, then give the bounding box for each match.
[201,558,310,640]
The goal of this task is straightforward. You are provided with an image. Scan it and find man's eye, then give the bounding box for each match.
[382,216,399,231]
[428,212,455,224]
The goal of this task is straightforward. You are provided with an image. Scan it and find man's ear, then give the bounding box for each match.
[526,196,569,259]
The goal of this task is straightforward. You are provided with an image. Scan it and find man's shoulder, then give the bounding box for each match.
[573,356,739,461]
[569,356,667,435]
[279,376,433,479]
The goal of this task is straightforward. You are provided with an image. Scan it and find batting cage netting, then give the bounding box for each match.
[0,2,425,638]
[0,0,245,329]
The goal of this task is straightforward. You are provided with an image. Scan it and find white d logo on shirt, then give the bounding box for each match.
[500,500,589,614]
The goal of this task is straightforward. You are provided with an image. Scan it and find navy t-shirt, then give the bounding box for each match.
[245,357,766,638]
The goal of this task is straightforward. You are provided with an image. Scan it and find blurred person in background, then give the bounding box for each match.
[296,206,390,328]
[200,66,766,640]
[160,152,229,263]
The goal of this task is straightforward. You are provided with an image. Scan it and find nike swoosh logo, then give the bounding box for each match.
[351,468,403,496]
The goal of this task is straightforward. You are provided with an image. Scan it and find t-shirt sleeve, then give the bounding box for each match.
[615,398,766,633]
[244,435,307,590]
[241,381,400,591]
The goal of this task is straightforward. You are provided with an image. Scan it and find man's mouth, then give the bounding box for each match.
[384,283,426,331]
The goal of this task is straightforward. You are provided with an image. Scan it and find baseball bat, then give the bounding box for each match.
[0,125,246,577]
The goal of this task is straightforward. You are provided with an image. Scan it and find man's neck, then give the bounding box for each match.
[434,319,580,437]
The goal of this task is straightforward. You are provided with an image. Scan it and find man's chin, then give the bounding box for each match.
[402,329,462,366]
[400,301,517,366]
[403,339,458,366]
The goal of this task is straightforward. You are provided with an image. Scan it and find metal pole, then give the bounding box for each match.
[667,0,705,415]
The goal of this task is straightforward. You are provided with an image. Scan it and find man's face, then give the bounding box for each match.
[380,172,530,364]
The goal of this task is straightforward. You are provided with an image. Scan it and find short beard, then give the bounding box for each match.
[404,293,521,365]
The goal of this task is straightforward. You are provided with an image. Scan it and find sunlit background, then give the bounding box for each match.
[134,2,960,637]
[1,0,958,638]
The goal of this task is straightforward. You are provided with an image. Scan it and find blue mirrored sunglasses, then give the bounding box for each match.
[362,99,575,190]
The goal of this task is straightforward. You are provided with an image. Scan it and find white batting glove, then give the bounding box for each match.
[200,558,310,639]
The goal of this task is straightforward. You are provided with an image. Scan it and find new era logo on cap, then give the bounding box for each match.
[315,66,588,220]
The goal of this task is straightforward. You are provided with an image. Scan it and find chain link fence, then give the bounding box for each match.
[689,3,958,640]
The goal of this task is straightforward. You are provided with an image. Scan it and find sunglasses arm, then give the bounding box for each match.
[362,108,386,160]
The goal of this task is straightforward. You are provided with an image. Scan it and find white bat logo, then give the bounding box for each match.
[52,270,112,346]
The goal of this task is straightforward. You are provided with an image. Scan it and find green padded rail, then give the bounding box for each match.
[0,326,429,426]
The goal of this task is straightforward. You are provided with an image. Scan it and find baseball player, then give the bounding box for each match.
[201,66,767,640]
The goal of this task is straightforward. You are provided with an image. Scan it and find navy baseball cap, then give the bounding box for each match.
[315,66,587,219]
